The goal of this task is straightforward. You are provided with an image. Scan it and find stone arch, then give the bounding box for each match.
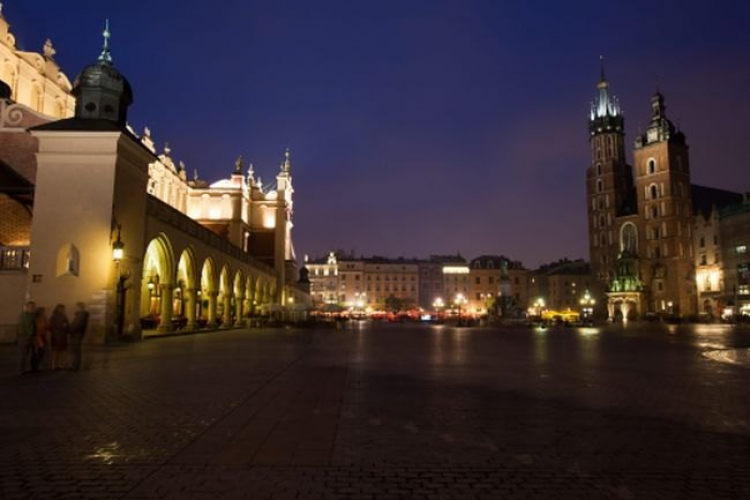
[199,257,218,326]
[175,247,197,327]
[218,264,232,326]
[140,234,175,331]
[619,222,638,254]
[1,64,16,97]
[233,270,245,325]
[255,277,264,307]
[246,276,256,317]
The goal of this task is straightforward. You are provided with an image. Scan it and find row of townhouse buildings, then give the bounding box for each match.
[305,252,598,317]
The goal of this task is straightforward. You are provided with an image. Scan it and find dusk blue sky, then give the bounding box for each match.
[10,1,750,267]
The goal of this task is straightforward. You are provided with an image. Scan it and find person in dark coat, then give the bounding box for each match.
[68,302,89,371]
[32,307,50,372]
[17,301,36,374]
[49,304,70,370]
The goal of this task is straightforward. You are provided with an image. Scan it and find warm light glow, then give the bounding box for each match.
[263,211,276,229]
[443,266,469,275]
[112,245,124,262]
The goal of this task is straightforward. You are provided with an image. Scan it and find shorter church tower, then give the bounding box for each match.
[633,92,696,315]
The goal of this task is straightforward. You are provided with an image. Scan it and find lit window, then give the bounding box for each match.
[737,245,747,255]
[739,285,750,296]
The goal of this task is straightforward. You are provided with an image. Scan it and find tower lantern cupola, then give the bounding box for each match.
[635,91,686,148]
[72,20,133,126]
[589,57,623,137]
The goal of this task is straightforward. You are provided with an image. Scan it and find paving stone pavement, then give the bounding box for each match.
[1,323,750,499]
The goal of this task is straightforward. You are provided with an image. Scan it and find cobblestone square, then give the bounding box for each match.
[2,323,750,499]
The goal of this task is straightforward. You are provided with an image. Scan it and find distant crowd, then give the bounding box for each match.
[17,301,89,374]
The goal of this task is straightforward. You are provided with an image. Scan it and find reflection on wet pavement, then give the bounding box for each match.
[0,322,749,499]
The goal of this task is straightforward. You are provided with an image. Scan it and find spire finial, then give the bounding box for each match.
[599,55,606,82]
[98,19,112,65]
[234,155,244,175]
[43,39,57,59]
[282,148,291,173]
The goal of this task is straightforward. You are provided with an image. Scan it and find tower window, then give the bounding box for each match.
[597,179,603,193]
[699,237,705,248]
[648,159,656,174]
[650,184,658,200]
[597,163,602,176]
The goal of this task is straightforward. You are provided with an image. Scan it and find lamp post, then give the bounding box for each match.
[112,224,127,338]
[533,297,545,320]
[353,292,366,318]
[454,293,467,326]
[579,290,595,325]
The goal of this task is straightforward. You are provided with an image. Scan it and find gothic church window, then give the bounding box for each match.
[648,159,656,174]
[597,179,603,193]
[650,184,658,200]
[597,164,602,176]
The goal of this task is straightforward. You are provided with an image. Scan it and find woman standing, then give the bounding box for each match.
[32,307,50,372]
[49,304,70,370]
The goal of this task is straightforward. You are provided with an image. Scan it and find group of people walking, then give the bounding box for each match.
[17,301,89,374]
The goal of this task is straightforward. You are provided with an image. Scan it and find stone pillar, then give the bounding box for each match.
[207,291,218,328]
[235,294,245,327]
[185,288,197,331]
[607,301,615,322]
[157,284,174,333]
[222,294,232,327]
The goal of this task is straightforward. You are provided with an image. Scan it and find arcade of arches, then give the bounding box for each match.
[139,234,276,334]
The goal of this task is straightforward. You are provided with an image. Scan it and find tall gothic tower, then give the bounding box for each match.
[586,62,635,283]
[633,92,696,315]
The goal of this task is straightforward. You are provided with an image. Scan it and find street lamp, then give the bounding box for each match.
[112,224,127,337]
[579,290,595,324]
[533,297,545,318]
[454,293,467,325]
[112,224,124,262]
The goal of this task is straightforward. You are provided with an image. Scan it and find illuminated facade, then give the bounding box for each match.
[528,260,595,315]
[467,255,528,315]
[0,9,307,341]
[364,258,419,308]
[585,62,744,319]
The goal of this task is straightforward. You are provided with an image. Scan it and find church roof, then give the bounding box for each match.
[691,184,743,218]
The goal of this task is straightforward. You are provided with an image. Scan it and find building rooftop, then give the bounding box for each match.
[692,184,744,218]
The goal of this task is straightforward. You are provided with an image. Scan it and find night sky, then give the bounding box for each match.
[10,1,750,267]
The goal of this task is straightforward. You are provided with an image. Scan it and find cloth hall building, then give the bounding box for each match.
[0,9,309,342]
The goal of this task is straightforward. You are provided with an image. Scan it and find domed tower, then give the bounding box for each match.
[633,91,695,315]
[71,20,133,125]
[586,58,635,284]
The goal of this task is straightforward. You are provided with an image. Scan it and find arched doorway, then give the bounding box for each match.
[200,257,218,328]
[176,248,197,330]
[141,235,174,333]
[233,270,245,327]
[219,265,232,327]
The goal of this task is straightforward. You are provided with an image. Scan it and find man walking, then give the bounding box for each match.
[17,301,36,374]
[68,302,89,371]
